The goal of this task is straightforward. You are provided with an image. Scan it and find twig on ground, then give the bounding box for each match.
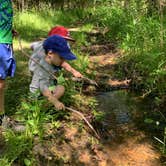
[65,107,100,139]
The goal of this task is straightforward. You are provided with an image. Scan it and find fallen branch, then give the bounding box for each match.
[71,77,98,87]
[65,107,100,139]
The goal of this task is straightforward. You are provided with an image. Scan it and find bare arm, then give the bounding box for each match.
[61,61,83,78]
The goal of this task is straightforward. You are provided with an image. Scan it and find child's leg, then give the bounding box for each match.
[0,44,16,115]
[52,85,65,99]
[42,85,65,110]
[0,79,5,115]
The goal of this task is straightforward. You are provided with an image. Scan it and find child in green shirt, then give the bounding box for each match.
[0,0,16,124]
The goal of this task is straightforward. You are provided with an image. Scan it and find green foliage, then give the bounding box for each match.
[71,50,89,74]
[0,158,11,166]
[91,6,128,41]
[14,9,83,42]
[144,118,154,124]
[85,1,166,100]
[89,98,105,122]
[13,0,95,11]
[92,110,105,122]
[1,130,33,165]
[118,16,166,99]
[24,158,32,166]
[73,32,89,47]
[16,99,44,137]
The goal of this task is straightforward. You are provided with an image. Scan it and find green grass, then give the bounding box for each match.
[13,8,91,42]
[14,9,70,41]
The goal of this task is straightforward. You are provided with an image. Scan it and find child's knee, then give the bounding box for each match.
[53,85,65,98]
[56,85,65,93]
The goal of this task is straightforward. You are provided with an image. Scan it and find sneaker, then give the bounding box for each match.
[1,116,26,132]
[11,122,26,132]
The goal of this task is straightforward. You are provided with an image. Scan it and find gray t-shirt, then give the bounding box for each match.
[29,58,59,93]
[29,41,45,73]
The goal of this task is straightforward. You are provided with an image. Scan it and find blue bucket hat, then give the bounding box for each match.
[43,35,76,60]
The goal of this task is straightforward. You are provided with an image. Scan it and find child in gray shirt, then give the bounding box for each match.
[30,35,82,110]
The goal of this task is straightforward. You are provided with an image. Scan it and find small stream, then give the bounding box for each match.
[95,89,165,141]
[95,90,163,165]
[96,90,136,125]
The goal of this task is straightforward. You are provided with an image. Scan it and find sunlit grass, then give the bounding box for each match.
[13,8,88,42]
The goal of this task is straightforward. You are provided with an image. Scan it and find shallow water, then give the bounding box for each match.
[96,90,136,124]
[95,90,163,166]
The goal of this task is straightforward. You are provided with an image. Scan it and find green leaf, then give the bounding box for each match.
[144,118,154,124]
[57,73,66,85]
[24,158,31,166]
[27,120,36,126]
[22,102,30,110]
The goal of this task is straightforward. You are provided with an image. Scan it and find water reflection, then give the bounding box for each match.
[96,90,135,124]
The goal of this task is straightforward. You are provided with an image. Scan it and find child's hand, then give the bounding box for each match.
[73,71,83,78]
[54,100,65,110]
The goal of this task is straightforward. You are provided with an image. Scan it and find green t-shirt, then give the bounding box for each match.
[0,0,13,44]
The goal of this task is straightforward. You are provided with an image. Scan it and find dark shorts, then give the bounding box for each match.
[0,44,16,79]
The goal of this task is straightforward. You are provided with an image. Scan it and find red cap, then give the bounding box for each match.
[48,26,75,42]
